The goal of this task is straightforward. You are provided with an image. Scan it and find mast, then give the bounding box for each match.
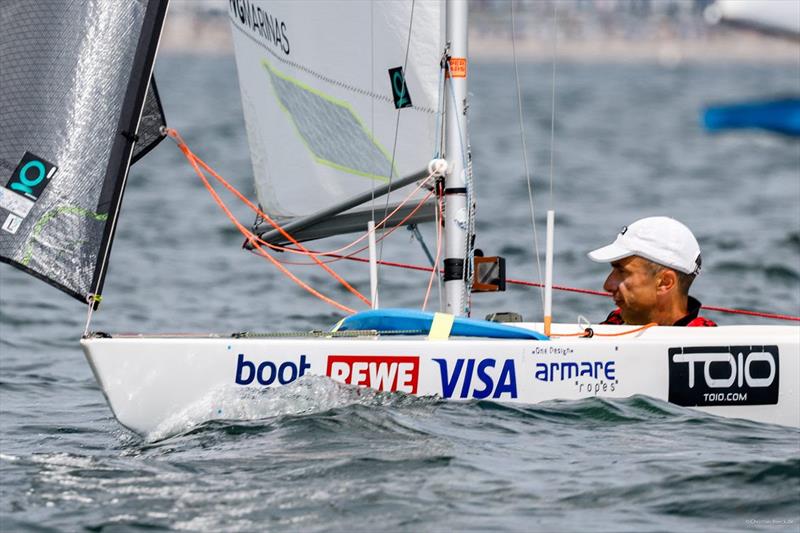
[444,0,469,316]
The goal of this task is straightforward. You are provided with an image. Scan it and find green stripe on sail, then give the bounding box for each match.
[21,206,108,266]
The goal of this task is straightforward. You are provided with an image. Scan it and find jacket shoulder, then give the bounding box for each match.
[687,316,717,327]
[601,309,624,325]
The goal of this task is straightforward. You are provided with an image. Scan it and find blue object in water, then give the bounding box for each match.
[703,97,800,136]
[336,308,548,340]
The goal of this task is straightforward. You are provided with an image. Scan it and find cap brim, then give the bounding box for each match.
[587,242,634,264]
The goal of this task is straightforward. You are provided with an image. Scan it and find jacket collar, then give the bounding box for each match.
[672,296,703,326]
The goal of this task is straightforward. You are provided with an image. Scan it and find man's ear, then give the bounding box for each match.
[657,269,677,294]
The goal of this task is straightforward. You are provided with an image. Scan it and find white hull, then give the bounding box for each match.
[82,324,800,437]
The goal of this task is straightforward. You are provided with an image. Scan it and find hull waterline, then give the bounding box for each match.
[81,323,799,437]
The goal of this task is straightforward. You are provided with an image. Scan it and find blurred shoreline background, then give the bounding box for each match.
[161,0,800,63]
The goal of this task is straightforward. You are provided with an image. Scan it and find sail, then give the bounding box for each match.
[228,0,443,241]
[0,0,168,304]
[705,0,800,38]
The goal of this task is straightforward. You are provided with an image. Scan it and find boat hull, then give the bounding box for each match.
[81,324,800,436]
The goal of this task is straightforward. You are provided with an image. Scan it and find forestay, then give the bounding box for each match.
[228,0,444,237]
[0,0,168,304]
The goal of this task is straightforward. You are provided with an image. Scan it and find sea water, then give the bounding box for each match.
[1,55,798,531]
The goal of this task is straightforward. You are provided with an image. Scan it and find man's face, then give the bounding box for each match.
[603,256,660,324]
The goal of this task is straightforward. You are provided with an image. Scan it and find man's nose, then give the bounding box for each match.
[603,272,617,293]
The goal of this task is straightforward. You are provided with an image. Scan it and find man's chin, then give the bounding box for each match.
[620,309,647,325]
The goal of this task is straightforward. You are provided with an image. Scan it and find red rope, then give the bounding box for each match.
[165,130,798,323]
[697,305,800,322]
[312,253,800,322]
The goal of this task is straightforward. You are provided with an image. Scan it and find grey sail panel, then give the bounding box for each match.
[132,78,167,164]
[0,0,168,304]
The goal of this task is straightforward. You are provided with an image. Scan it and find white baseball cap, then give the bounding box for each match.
[588,216,702,275]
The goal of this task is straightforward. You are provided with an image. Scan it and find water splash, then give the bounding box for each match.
[145,375,434,443]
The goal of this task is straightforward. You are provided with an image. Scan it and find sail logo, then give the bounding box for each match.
[235,353,310,386]
[326,355,420,393]
[668,346,779,406]
[433,358,517,399]
[5,152,57,201]
[229,0,290,55]
[388,67,412,109]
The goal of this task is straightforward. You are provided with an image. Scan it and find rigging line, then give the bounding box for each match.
[253,176,433,258]
[192,154,371,306]
[370,1,376,223]
[227,20,435,114]
[433,46,447,310]
[166,129,369,308]
[378,0,417,268]
[409,224,436,267]
[434,55,446,158]
[548,1,558,207]
[422,189,445,311]
[297,252,800,322]
[175,142,356,314]
[435,194,444,310]
[268,188,436,266]
[511,0,545,315]
[550,323,657,338]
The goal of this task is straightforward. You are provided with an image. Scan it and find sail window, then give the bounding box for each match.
[263,60,395,181]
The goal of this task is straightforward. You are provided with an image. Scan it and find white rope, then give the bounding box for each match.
[548,2,558,208]
[82,294,99,337]
[511,0,545,313]
[434,59,447,310]
[378,0,417,266]
[434,53,447,159]
[369,1,376,221]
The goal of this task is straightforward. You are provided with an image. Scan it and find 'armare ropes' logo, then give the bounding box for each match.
[668,346,779,407]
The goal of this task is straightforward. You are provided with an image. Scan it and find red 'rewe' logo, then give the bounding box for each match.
[326,355,420,394]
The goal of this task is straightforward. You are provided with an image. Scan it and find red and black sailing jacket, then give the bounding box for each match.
[601,296,717,327]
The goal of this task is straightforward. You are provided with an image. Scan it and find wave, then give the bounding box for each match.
[143,375,439,444]
[140,379,797,446]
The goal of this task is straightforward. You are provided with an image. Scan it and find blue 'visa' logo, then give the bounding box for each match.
[433,358,518,399]
[235,353,310,386]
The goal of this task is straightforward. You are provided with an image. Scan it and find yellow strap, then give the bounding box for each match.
[428,312,455,340]
[330,318,345,333]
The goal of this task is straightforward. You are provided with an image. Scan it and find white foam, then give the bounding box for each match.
[144,375,417,442]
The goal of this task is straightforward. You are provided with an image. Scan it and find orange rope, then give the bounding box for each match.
[265,177,434,258]
[184,144,371,307]
[165,129,360,314]
[273,188,436,266]
[593,322,657,336]
[550,322,658,338]
[199,152,433,259]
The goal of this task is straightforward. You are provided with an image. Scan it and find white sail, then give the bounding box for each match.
[228,0,444,223]
[705,0,800,37]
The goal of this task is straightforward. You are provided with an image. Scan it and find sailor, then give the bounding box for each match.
[588,216,717,326]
